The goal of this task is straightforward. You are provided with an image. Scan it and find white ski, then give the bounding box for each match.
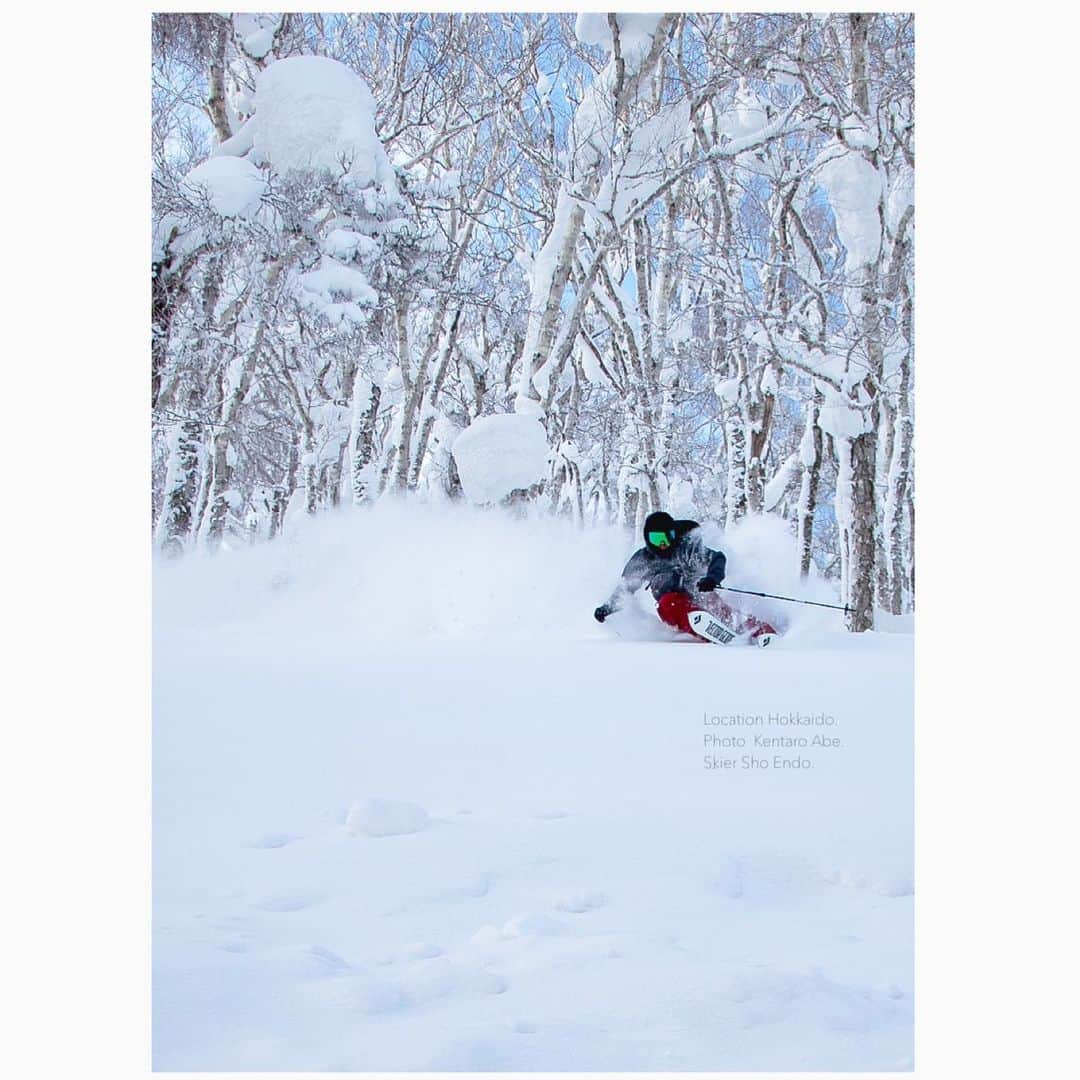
[688,610,739,645]
[689,610,774,648]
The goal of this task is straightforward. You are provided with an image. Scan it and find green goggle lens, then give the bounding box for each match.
[648,531,673,547]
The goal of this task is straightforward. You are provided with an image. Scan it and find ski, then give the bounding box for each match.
[688,610,738,645]
[689,610,775,648]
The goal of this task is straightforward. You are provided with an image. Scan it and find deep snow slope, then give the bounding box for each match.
[153,504,913,1071]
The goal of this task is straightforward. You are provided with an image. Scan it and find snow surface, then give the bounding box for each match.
[253,56,396,190]
[154,503,912,1071]
[451,414,550,505]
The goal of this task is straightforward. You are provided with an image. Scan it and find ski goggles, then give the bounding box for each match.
[647,530,674,548]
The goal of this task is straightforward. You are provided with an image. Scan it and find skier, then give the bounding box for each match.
[593,511,777,644]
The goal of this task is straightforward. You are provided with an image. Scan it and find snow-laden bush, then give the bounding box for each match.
[451,414,550,505]
[253,55,397,191]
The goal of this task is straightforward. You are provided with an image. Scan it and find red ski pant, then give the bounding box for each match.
[656,590,777,642]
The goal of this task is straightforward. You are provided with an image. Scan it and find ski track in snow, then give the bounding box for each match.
[153,506,913,1070]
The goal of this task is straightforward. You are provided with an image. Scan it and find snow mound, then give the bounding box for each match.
[818,389,873,440]
[346,798,429,838]
[554,890,606,913]
[298,257,378,306]
[181,156,267,218]
[815,145,883,268]
[574,12,613,46]
[451,414,550,505]
[254,56,395,188]
[574,13,665,68]
[502,913,569,938]
[234,13,280,60]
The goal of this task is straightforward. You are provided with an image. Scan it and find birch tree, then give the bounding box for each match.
[151,12,914,624]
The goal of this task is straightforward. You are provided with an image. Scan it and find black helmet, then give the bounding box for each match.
[644,511,677,553]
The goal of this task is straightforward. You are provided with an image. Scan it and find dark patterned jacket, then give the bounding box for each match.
[604,520,727,611]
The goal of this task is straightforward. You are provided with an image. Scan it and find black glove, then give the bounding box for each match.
[594,604,613,623]
[696,576,718,592]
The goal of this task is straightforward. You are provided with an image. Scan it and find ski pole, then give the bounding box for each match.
[719,585,851,614]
